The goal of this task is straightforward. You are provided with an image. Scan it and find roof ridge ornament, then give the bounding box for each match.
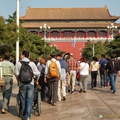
[105,5,108,9]
[27,6,30,10]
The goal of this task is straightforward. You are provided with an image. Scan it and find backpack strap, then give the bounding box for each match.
[20,61,30,66]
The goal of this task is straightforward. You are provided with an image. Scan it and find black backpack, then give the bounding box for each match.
[19,61,34,84]
[100,61,107,73]
[40,64,45,76]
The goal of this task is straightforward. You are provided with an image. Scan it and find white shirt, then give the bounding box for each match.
[14,57,40,85]
[80,62,89,75]
[45,58,61,78]
[90,61,99,71]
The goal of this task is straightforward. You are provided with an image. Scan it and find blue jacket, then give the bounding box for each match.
[58,58,69,71]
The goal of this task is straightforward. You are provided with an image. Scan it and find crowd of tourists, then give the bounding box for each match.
[0,51,120,120]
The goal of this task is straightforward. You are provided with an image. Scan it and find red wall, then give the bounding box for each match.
[50,41,86,60]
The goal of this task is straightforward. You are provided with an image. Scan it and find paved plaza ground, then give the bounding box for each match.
[0,75,120,120]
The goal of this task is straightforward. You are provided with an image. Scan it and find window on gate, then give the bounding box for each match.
[77,31,85,38]
[63,31,74,38]
[88,31,96,38]
[98,31,107,37]
[51,31,59,38]
[31,31,38,35]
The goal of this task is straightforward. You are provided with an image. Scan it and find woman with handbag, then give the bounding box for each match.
[78,58,89,93]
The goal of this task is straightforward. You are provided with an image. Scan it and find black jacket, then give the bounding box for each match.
[106,59,120,74]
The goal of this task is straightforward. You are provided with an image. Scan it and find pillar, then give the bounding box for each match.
[96,31,98,38]
[38,31,40,36]
[74,31,77,38]
[59,31,62,38]
[85,31,88,38]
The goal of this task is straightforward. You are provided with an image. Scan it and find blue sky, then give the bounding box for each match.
[0,0,120,22]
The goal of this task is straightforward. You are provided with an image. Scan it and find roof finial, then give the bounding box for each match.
[27,6,30,10]
[105,5,108,9]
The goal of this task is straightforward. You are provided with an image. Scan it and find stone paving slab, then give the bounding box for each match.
[0,75,120,120]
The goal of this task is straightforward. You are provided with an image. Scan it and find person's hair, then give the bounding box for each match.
[56,53,62,57]
[40,58,46,64]
[4,52,10,60]
[110,53,115,59]
[22,51,29,58]
[101,54,105,58]
[50,52,56,58]
[80,58,87,63]
[92,57,98,62]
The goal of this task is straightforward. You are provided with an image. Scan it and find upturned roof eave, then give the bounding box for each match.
[19,17,119,20]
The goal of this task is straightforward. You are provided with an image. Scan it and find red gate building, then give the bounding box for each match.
[20,6,120,59]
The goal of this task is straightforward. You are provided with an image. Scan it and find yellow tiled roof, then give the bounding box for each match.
[20,7,119,20]
[21,22,120,28]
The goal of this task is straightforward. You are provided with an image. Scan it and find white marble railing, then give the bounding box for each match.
[45,37,113,41]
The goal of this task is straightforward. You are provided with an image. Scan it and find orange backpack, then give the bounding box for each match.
[49,60,58,78]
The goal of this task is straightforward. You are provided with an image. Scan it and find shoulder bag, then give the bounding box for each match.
[0,65,4,86]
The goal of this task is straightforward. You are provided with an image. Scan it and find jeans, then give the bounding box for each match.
[100,73,107,87]
[19,84,34,119]
[109,74,117,92]
[3,77,13,110]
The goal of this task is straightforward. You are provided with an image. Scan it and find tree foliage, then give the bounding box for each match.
[82,34,120,60]
[0,12,64,60]
[107,34,120,57]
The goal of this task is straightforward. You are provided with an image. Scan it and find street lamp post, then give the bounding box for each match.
[40,24,50,47]
[90,38,97,57]
[16,0,20,62]
[107,23,117,40]
[92,42,95,57]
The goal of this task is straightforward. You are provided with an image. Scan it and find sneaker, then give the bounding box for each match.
[83,91,86,93]
[1,108,8,114]
[52,103,56,106]
[91,86,94,89]
[71,91,74,94]
[22,118,30,120]
[79,89,82,93]
[47,99,51,104]
[112,92,116,94]
[63,96,66,101]
[68,90,71,93]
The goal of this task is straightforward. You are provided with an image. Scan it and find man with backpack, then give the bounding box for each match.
[99,54,108,88]
[106,54,120,94]
[14,51,40,120]
[44,52,61,106]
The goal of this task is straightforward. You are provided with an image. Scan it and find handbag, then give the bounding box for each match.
[0,65,4,86]
[76,72,80,81]
[0,78,4,86]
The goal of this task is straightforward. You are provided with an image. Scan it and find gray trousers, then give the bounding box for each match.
[79,75,88,91]
[3,77,13,110]
[47,77,58,103]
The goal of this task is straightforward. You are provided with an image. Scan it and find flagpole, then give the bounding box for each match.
[16,0,20,62]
